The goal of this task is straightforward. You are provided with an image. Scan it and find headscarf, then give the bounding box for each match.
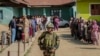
[93,20,97,25]
[92,20,98,31]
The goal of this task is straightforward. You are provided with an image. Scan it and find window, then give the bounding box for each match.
[90,4,100,15]
[51,9,62,17]
[0,10,3,20]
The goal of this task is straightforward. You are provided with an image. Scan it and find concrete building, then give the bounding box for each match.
[0,0,76,24]
[77,0,100,21]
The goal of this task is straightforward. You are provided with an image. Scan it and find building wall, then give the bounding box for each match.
[72,6,76,18]
[0,5,74,24]
[0,7,14,24]
[30,6,74,21]
[51,6,74,21]
[30,8,43,16]
[61,7,72,20]
[26,8,31,15]
[13,7,20,17]
[77,1,100,21]
[0,7,25,25]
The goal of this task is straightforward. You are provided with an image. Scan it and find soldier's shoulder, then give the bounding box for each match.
[41,31,48,35]
[53,32,58,35]
[42,31,48,33]
[53,32,56,34]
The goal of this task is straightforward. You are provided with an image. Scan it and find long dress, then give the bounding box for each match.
[54,18,59,30]
[91,24,99,45]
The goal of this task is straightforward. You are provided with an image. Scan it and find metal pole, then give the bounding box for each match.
[22,33,25,51]
[1,36,3,50]
[7,35,9,46]
[18,41,20,56]
[8,51,10,56]
[24,39,25,51]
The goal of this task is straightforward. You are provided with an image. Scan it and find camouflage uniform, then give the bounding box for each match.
[38,23,60,56]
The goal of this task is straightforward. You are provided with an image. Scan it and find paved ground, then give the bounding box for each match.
[0,24,42,56]
[0,24,9,52]
[27,28,100,56]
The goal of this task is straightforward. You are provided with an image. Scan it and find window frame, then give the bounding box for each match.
[51,9,62,17]
[89,3,100,16]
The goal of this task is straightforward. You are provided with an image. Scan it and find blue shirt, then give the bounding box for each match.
[31,19,37,27]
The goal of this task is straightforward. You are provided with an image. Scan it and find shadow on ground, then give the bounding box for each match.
[59,34,88,45]
[78,47,100,50]
[59,26,69,28]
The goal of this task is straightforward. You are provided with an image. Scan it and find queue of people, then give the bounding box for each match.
[8,15,60,43]
[9,15,47,43]
[70,17,100,46]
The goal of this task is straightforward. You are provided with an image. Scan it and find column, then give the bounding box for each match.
[22,7,26,16]
[43,8,46,16]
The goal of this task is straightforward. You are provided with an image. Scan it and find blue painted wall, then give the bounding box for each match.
[0,7,26,25]
[0,7,14,24]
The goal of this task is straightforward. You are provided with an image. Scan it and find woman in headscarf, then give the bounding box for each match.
[83,21,88,42]
[78,19,84,40]
[69,17,75,37]
[87,20,93,43]
[91,20,99,45]
[53,16,60,31]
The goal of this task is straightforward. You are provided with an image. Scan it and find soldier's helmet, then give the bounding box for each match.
[46,23,54,28]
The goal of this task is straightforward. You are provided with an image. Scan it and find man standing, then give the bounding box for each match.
[38,23,60,56]
[31,16,37,37]
[9,16,16,43]
[41,16,47,31]
[69,17,75,37]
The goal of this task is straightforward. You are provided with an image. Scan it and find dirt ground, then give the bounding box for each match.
[26,28,100,56]
[0,24,9,52]
[0,24,9,38]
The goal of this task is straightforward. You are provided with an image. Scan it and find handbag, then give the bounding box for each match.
[18,27,23,30]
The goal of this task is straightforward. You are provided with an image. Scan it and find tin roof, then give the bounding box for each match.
[11,0,28,5]
[15,0,75,6]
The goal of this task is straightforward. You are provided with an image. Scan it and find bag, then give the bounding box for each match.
[18,27,23,30]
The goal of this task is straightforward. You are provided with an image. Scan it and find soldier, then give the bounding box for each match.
[38,23,60,56]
